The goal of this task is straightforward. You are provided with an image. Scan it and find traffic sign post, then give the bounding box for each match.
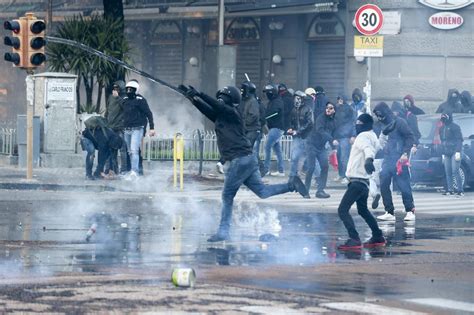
[354,4,384,114]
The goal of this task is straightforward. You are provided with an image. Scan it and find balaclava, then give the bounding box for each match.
[356,113,374,135]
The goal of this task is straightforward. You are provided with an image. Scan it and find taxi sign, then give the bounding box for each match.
[354,35,384,57]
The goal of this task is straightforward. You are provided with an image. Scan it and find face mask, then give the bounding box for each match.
[353,95,361,103]
[294,96,302,108]
[403,99,411,108]
[218,94,233,106]
[126,88,136,99]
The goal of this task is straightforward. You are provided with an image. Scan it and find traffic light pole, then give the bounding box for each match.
[25,73,34,180]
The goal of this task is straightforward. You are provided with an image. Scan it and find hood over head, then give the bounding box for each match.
[352,88,363,103]
[373,102,393,124]
[447,88,461,104]
[461,90,472,107]
[391,101,406,117]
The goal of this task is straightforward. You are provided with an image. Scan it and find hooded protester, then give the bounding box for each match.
[105,80,128,175]
[402,95,425,115]
[337,113,386,250]
[122,79,155,180]
[287,90,314,196]
[460,90,473,114]
[305,101,337,198]
[351,88,367,117]
[373,102,417,222]
[278,83,294,131]
[391,101,421,144]
[240,80,260,147]
[436,89,463,113]
[439,111,464,196]
[262,84,286,176]
[334,94,356,183]
[312,86,329,119]
[178,84,308,242]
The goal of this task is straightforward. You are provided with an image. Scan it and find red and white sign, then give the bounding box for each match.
[355,4,384,36]
[429,12,464,30]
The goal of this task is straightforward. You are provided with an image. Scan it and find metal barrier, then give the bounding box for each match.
[143,130,293,161]
[0,128,16,156]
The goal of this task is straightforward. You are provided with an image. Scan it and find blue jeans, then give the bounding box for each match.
[443,154,463,193]
[217,154,290,236]
[289,137,306,177]
[81,137,95,177]
[253,131,262,159]
[124,127,144,173]
[380,157,415,213]
[305,144,328,192]
[337,138,351,178]
[264,128,284,173]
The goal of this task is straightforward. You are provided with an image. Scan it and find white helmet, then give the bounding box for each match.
[304,87,316,96]
[126,80,139,92]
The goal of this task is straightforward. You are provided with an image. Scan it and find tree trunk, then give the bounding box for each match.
[76,75,82,113]
[83,74,93,110]
[96,82,104,114]
[103,0,125,98]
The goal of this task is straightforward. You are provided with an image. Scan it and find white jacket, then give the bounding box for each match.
[345,130,380,179]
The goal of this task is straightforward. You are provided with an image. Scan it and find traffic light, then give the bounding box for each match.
[3,18,27,67]
[26,17,46,67]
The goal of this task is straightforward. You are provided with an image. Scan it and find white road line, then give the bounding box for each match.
[406,298,474,313]
[320,302,427,315]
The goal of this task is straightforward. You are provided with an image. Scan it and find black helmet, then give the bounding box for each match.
[240,81,257,98]
[263,84,278,99]
[216,86,241,106]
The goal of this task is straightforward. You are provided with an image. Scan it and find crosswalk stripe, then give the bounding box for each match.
[320,302,427,314]
[405,298,474,313]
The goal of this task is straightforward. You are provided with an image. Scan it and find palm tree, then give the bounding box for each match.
[46,14,129,113]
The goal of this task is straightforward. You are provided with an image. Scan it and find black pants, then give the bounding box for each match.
[338,181,383,241]
[305,144,329,192]
[380,159,415,213]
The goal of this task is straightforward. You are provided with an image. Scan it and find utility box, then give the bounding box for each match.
[16,115,40,167]
[33,72,78,153]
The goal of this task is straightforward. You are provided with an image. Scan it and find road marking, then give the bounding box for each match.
[320,302,427,314]
[406,298,474,313]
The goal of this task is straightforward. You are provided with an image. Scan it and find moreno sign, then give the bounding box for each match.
[355,4,384,36]
[429,12,464,30]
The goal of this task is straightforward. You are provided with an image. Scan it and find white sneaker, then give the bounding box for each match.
[270,171,285,177]
[377,212,396,221]
[216,162,224,174]
[340,177,349,185]
[404,211,416,221]
[124,171,138,181]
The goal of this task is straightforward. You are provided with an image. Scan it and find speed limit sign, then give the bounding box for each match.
[355,4,384,36]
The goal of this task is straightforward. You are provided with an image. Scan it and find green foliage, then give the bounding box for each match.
[46,14,129,113]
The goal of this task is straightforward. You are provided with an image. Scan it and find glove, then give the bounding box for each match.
[185,85,200,99]
[364,158,375,175]
[382,121,396,135]
[455,152,461,161]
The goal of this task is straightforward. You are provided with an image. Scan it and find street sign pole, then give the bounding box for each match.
[25,73,35,180]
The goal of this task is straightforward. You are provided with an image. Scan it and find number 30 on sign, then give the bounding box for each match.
[355,4,384,36]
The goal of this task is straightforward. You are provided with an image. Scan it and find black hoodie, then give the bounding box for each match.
[460,90,473,114]
[436,89,463,113]
[440,112,463,156]
[391,101,421,143]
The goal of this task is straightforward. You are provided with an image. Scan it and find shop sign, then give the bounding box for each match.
[429,12,464,30]
[418,0,473,10]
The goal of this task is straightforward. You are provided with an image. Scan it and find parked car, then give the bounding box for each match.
[411,113,474,189]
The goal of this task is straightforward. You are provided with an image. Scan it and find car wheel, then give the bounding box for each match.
[452,164,466,191]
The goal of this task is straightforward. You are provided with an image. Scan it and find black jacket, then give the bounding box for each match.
[190,92,252,162]
[289,101,313,139]
[440,114,463,156]
[265,96,285,130]
[281,91,294,130]
[240,95,260,132]
[383,116,416,158]
[307,113,337,149]
[436,89,463,114]
[122,95,155,130]
[460,90,473,114]
[391,101,421,144]
[334,103,356,139]
[313,93,329,119]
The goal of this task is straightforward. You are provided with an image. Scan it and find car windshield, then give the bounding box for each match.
[456,117,474,140]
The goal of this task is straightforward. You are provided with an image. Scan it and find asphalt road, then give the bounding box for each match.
[0,167,472,313]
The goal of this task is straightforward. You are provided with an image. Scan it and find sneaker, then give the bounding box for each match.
[456,192,465,198]
[333,176,343,181]
[337,238,362,250]
[315,191,330,199]
[377,211,396,221]
[124,171,139,181]
[363,236,386,248]
[442,191,454,196]
[207,233,229,242]
[372,193,381,209]
[289,176,310,198]
[86,175,95,181]
[216,162,224,174]
[270,171,285,177]
[404,211,416,221]
[340,177,349,185]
